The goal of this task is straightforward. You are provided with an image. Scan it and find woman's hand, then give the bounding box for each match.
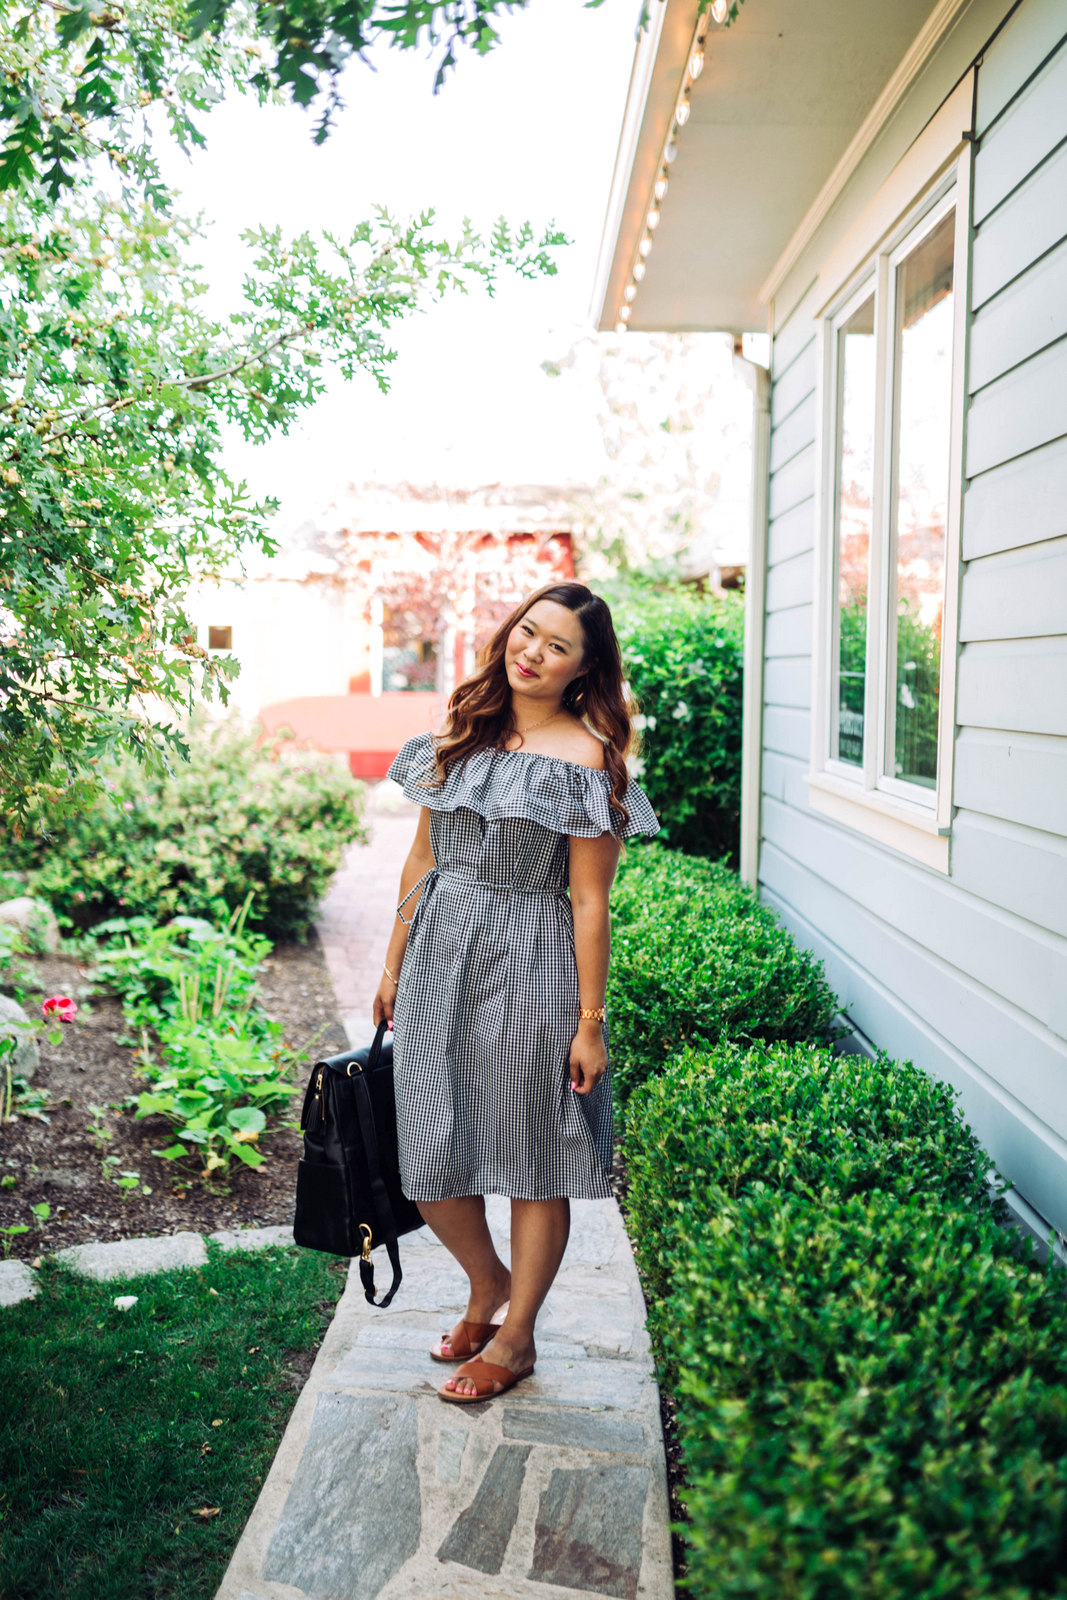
[569,1021,608,1096]
[373,972,398,1030]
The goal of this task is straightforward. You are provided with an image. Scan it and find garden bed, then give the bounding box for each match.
[1,937,349,1260]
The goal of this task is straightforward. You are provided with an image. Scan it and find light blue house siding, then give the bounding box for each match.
[758,0,1067,1234]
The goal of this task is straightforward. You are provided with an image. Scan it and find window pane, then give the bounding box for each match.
[833,293,875,767]
[891,208,954,790]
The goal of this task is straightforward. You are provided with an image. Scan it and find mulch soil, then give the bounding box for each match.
[0,936,348,1261]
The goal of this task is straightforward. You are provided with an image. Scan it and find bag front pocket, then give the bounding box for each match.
[293,1158,352,1256]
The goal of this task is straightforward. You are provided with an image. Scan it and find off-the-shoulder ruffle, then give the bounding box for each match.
[386,731,660,840]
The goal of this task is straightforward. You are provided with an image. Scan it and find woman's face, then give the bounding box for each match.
[504,599,589,707]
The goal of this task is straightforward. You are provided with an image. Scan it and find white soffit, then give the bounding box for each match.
[593,0,945,335]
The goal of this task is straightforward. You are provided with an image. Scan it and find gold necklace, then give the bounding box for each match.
[511,706,562,739]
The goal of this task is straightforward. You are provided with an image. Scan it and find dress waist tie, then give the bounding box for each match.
[396,866,438,925]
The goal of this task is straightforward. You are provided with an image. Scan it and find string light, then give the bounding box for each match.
[623,16,703,326]
[711,0,730,21]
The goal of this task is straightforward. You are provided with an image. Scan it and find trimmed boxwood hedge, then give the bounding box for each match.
[607,846,841,1103]
[623,1043,1067,1599]
[624,1040,997,1344]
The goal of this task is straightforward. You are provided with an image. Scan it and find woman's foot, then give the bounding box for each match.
[440,1327,535,1397]
[431,1267,511,1361]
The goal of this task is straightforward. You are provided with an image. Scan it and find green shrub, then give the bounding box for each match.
[669,1190,1067,1600]
[91,907,275,1046]
[622,1044,1067,1598]
[614,588,744,862]
[4,713,367,939]
[623,1040,995,1316]
[91,904,297,1177]
[607,846,841,1102]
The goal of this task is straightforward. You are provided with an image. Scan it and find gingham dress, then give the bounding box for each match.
[385,731,660,1202]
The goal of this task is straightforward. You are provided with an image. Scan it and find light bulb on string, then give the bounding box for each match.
[623,283,637,303]
[638,235,652,258]
[664,139,678,164]
[632,261,646,282]
[615,320,627,334]
[646,207,660,231]
[618,304,631,323]
[654,172,669,202]
[675,93,691,128]
[711,0,730,21]
[689,47,704,81]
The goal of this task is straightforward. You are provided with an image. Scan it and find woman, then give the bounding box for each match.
[372,581,659,1404]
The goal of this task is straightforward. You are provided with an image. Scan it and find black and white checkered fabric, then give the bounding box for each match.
[386,732,661,1202]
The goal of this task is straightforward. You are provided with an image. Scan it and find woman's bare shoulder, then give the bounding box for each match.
[551,718,607,771]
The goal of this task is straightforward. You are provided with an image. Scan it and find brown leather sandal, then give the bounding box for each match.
[429,1320,497,1364]
[438,1354,536,1403]
[430,1302,510,1363]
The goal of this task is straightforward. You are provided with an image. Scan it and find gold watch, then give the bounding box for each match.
[579,1005,606,1023]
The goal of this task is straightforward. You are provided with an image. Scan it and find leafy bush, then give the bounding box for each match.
[607,846,841,1103]
[135,1028,294,1176]
[614,587,745,862]
[623,1040,994,1317]
[91,906,275,1047]
[4,714,367,940]
[623,1045,1067,1598]
[91,903,297,1177]
[669,1191,1067,1600]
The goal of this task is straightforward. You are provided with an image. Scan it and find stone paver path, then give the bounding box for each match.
[213,782,674,1600]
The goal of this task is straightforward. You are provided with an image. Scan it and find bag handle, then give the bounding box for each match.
[346,1019,404,1308]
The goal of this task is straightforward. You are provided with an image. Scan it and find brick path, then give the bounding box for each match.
[314,790,421,1046]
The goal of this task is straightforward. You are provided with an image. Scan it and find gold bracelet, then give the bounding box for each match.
[579,1005,606,1023]
[383,963,399,984]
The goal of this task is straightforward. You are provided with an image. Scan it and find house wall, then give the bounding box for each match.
[759,0,1067,1232]
[186,575,354,723]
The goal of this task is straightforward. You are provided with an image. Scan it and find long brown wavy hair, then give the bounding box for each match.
[420,582,639,833]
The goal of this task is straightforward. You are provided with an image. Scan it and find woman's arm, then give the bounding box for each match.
[372,806,436,1029]
[566,830,621,1096]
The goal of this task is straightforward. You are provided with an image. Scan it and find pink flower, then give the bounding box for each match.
[123,801,135,811]
[42,995,78,1024]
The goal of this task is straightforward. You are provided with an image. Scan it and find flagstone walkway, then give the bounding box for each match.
[213,781,675,1600]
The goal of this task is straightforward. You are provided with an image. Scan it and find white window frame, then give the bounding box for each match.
[806,74,973,875]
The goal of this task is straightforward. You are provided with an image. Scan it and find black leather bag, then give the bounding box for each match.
[293,1019,424,1307]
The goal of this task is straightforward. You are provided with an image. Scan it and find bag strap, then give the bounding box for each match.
[347,1021,404,1308]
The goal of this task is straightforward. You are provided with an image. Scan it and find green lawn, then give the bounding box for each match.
[0,1244,348,1600]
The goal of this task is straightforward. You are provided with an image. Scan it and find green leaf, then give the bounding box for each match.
[227,1106,267,1134]
[230,1139,265,1167]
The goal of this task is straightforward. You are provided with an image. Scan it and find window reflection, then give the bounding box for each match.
[891,208,954,789]
[834,294,875,767]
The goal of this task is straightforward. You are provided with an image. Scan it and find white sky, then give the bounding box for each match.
[153,0,661,534]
